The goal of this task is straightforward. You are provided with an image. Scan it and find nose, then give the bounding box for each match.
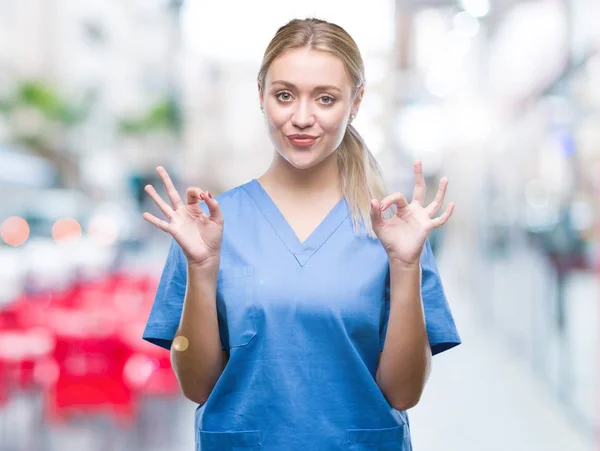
[290,100,315,129]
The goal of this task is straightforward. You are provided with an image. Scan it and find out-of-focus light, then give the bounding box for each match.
[88,215,119,246]
[449,104,492,144]
[414,9,448,71]
[539,95,572,126]
[52,218,82,243]
[525,179,552,209]
[488,1,567,103]
[33,357,60,387]
[446,30,471,58]
[425,71,458,98]
[124,354,159,388]
[27,328,56,357]
[453,11,480,37]
[569,200,594,232]
[396,105,446,156]
[459,0,490,18]
[423,29,469,99]
[554,130,576,158]
[525,201,559,230]
[0,216,30,246]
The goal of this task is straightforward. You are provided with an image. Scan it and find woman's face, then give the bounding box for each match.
[259,47,362,170]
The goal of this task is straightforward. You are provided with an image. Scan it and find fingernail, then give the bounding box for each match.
[207,192,213,199]
[380,204,385,211]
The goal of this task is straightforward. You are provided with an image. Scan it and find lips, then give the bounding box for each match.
[287,134,319,147]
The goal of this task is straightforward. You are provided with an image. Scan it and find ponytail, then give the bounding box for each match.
[337,124,388,239]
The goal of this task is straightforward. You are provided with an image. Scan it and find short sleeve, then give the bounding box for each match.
[142,238,187,350]
[142,238,227,351]
[379,238,461,356]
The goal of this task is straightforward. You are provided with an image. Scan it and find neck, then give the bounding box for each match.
[258,151,343,200]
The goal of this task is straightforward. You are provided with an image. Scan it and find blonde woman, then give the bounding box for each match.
[142,18,460,451]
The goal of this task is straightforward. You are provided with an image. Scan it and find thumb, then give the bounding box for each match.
[187,187,203,206]
[370,199,383,230]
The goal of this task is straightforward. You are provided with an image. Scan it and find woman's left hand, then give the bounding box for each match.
[370,160,455,267]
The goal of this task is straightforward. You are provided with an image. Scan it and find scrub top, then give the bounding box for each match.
[143,178,461,451]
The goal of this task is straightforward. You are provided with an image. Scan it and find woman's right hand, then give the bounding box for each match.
[142,166,224,268]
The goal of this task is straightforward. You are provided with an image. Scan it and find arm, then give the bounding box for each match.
[170,261,228,404]
[375,261,432,411]
[141,166,228,405]
[370,160,453,411]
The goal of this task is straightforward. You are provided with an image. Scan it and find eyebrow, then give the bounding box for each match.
[270,80,343,94]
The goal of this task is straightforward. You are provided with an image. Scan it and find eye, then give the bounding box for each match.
[319,95,336,105]
[275,91,292,102]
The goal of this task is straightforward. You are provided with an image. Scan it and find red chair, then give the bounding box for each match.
[1,271,165,428]
[0,327,55,392]
[42,309,135,426]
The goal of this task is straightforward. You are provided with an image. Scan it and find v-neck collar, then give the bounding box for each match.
[242,179,349,267]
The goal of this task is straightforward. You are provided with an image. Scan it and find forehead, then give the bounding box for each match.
[265,47,351,91]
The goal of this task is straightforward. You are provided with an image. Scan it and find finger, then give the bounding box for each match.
[370,199,384,228]
[380,192,409,212]
[431,202,455,228]
[156,166,184,209]
[412,160,426,205]
[144,184,175,220]
[426,177,448,217]
[187,187,206,206]
[142,212,171,233]
[202,191,224,225]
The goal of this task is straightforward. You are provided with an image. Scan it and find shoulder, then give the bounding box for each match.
[200,180,255,217]
[214,182,250,205]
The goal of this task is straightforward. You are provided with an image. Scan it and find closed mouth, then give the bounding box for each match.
[287,134,319,146]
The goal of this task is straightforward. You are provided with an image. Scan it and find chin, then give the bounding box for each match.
[285,156,320,170]
[283,148,328,169]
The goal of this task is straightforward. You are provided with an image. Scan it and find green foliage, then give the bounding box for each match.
[119,97,181,135]
[0,80,86,125]
[17,134,44,149]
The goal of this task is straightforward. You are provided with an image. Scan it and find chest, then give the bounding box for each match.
[274,199,343,244]
[216,213,390,353]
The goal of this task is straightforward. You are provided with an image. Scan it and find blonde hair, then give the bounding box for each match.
[257,18,388,239]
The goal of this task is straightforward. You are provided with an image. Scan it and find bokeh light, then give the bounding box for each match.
[52,218,82,243]
[87,215,119,246]
[0,216,30,246]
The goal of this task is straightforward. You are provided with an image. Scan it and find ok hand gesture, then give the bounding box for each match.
[370,160,455,267]
[142,166,224,267]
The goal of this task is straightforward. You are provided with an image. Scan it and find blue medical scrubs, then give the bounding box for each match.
[143,179,461,450]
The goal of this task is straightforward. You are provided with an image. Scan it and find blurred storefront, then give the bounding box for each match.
[0,0,598,449]
[392,0,599,440]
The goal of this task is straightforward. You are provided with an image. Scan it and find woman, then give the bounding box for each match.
[142,18,460,451]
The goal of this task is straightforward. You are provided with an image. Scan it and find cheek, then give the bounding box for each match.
[320,112,348,141]
[265,109,288,133]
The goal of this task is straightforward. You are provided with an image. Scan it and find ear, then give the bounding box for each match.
[352,85,364,116]
[257,80,264,109]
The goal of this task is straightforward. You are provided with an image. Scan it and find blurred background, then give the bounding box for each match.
[0,0,598,450]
